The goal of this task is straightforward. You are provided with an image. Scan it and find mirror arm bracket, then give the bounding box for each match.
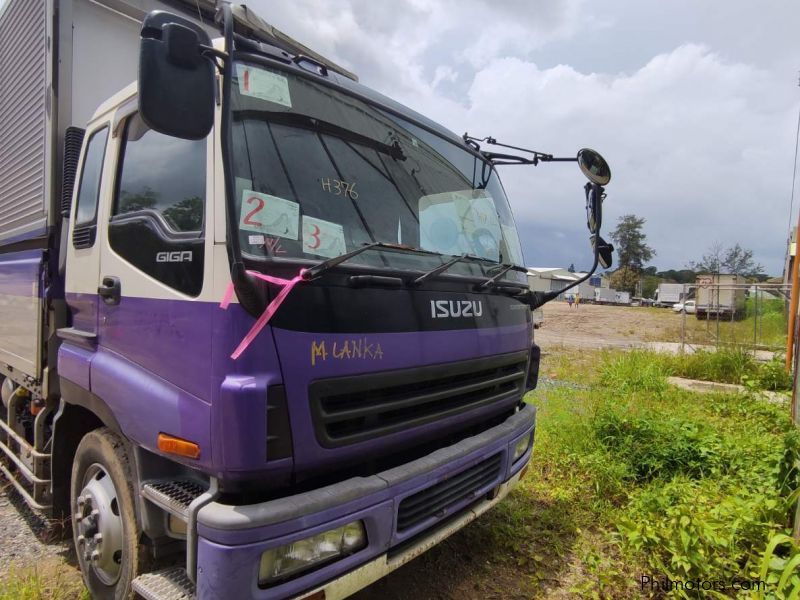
[216,3,263,317]
[522,242,602,310]
[199,44,228,73]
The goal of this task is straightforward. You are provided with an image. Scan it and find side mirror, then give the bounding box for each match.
[591,235,614,269]
[577,148,611,185]
[139,11,215,140]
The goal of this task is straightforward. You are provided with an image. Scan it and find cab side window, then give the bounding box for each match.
[72,127,108,249]
[109,114,206,296]
[115,115,205,231]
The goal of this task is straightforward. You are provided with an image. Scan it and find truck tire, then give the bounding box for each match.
[71,428,150,600]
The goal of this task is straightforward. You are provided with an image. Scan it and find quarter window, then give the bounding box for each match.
[72,127,109,249]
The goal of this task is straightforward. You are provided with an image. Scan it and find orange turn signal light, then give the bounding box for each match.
[157,433,201,459]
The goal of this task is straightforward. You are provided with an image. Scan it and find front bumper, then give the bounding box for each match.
[195,404,536,599]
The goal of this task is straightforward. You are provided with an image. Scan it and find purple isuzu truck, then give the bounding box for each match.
[0,0,613,597]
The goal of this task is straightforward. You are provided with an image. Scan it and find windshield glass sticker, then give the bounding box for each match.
[501,224,524,265]
[419,190,501,262]
[236,64,292,108]
[302,216,346,259]
[239,190,299,240]
[248,234,265,246]
[321,177,358,199]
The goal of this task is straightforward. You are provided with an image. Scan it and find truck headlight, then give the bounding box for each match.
[258,521,367,586]
[513,432,533,463]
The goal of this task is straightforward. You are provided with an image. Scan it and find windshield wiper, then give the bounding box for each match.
[476,263,524,289]
[302,241,435,280]
[303,241,526,287]
[412,253,469,285]
[236,110,405,160]
[412,251,530,286]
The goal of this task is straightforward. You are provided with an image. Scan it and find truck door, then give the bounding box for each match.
[95,110,214,402]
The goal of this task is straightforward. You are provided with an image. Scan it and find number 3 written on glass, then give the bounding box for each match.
[321,178,358,199]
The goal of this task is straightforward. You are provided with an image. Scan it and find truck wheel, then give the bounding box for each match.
[71,428,150,600]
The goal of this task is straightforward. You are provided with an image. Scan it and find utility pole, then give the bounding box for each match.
[793,321,800,540]
[790,72,800,542]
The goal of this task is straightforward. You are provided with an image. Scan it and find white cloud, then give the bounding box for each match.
[248,0,798,274]
[448,45,796,273]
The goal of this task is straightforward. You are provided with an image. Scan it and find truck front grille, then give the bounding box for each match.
[397,453,502,532]
[308,351,528,447]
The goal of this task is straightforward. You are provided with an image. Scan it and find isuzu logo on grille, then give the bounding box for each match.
[430,299,483,318]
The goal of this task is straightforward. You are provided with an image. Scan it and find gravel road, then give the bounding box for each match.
[0,482,74,567]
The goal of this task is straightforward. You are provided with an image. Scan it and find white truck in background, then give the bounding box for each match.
[654,283,686,307]
[593,288,631,306]
[614,291,631,305]
[594,287,616,304]
[695,274,746,320]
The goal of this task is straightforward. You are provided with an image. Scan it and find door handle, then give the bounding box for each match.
[97,276,121,306]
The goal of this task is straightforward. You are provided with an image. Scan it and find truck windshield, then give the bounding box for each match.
[229,61,525,279]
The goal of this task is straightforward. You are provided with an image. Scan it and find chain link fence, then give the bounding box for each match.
[679,283,791,355]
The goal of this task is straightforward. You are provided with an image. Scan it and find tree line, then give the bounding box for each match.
[605,214,767,296]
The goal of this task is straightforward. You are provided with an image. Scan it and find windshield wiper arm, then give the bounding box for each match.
[413,253,528,286]
[412,253,469,285]
[477,263,516,289]
[302,241,434,280]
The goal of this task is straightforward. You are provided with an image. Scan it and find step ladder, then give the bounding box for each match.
[141,479,206,521]
[132,566,195,600]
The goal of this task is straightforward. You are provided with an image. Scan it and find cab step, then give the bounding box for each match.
[132,566,195,600]
[141,480,206,521]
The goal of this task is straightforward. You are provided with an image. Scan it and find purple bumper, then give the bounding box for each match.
[195,404,536,599]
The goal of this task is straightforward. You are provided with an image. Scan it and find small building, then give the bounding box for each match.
[527,267,601,301]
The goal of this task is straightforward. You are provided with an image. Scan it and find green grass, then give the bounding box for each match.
[0,561,88,600]
[680,307,788,350]
[480,346,799,598]
[599,346,793,391]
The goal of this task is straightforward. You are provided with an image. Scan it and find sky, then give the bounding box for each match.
[249,0,800,275]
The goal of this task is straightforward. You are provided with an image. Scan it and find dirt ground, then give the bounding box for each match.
[534,301,679,349]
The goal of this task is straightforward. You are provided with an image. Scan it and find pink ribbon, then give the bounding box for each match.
[220,269,308,360]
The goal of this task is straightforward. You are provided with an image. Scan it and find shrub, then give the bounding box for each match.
[619,478,787,591]
[753,356,793,391]
[593,409,723,482]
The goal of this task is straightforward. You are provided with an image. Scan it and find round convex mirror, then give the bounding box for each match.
[577,148,611,185]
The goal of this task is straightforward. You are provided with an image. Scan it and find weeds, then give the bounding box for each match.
[665,347,755,384]
[755,533,800,599]
[598,350,669,395]
[518,346,796,598]
[602,347,793,391]
[593,409,725,481]
[0,561,87,600]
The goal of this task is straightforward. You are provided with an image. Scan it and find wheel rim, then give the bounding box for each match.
[74,463,125,585]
